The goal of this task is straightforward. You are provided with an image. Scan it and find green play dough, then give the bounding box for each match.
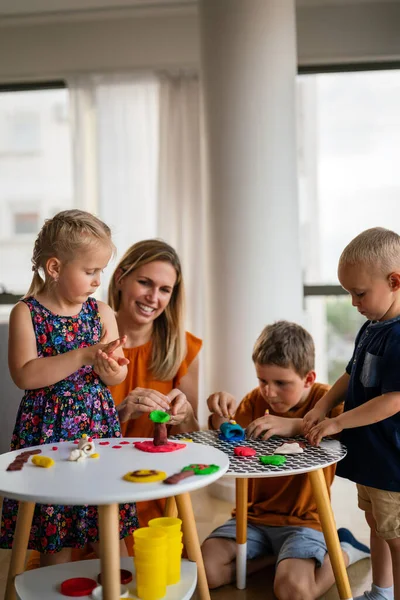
[260,455,287,466]
[149,410,171,424]
[181,464,220,475]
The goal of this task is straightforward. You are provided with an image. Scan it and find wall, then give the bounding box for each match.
[0,2,400,83]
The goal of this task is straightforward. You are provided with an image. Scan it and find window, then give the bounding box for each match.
[0,85,73,300]
[297,68,400,382]
[13,212,40,235]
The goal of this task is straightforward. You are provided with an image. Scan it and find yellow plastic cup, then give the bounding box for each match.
[148,517,182,534]
[166,542,183,584]
[134,547,166,561]
[147,517,183,584]
[133,527,167,548]
[135,557,167,600]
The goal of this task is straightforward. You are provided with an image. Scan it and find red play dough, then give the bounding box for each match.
[112,445,122,449]
[99,441,109,446]
[134,441,186,453]
[51,446,58,451]
[60,577,97,597]
[234,446,257,457]
[119,441,130,445]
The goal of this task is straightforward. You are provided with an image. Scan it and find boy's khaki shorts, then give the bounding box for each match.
[357,483,400,539]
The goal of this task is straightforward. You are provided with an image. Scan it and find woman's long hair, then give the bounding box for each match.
[109,239,186,381]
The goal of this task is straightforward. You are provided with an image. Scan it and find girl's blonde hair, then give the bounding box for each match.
[26,209,114,297]
[339,227,400,275]
[108,239,186,381]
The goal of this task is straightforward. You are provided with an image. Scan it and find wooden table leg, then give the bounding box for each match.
[5,501,35,600]
[98,504,121,600]
[309,469,353,600]
[164,496,178,518]
[235,478,248,590]
[175,492,210,600]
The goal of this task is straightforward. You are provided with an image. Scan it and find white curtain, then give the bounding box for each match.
[157,75,205,341]
[68,74,160,291]
[68,72,207,422]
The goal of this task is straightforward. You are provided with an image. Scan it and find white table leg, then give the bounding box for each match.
[235,478,248,590]
[98,503,121,600]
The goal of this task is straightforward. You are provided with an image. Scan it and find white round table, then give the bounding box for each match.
[173,431,352,600]
[0,438,229,600]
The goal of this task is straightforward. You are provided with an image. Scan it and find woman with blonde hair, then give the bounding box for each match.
[108,238,201,537]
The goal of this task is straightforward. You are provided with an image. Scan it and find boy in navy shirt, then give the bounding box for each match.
[305,227,400,600]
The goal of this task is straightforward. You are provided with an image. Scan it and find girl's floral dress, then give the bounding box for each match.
[0,297,138,553]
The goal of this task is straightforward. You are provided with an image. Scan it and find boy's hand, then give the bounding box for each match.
[207,392,236,419]
[246,415,300,440]
[303,405,327,436]
[307,417,343,446]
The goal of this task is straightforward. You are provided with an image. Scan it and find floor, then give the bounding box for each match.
[0,476,373,599]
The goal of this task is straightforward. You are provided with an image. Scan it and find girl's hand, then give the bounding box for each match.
[93,349,129,382]
[84,336,128,366]
[307,418,343,447]
[246,415,299,440]
[207,392,236,419]
[303,405,328,436]
[117,387,171,423]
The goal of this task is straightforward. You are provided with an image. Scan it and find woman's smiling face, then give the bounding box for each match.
[117,260,177,326]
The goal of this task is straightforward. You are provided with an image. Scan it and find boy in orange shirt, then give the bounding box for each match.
[202,321,369,599]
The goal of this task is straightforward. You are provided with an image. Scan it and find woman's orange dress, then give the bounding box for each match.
[27,331,202,567]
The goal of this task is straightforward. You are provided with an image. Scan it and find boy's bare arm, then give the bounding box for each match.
[338,391,400,429]
[303,372,349,434]
[308,391,400,446]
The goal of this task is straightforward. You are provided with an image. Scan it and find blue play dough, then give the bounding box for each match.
[219,421,245,442]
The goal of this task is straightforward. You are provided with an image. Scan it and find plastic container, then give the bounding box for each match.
[148,518,183,584]
[133,528,167,548]
[148,517,182,534]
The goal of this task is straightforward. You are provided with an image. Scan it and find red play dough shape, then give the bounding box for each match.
[99,441,109,446]
[119,441,130,445]
[60,577,97,597]
[234,446,257,457]
[134,441,186,453]
[112,445,122,449]
[51,446,58,451]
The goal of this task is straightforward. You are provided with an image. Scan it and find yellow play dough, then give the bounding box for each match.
[31,455,55,468]
[123,469,166,483]
[90,453,100,459]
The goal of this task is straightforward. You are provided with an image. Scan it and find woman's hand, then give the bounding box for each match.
[117,387,171,423]
[167,388,191,426]
[246,415,302,440]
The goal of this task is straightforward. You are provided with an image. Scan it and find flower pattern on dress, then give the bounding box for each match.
[0,297,138,553]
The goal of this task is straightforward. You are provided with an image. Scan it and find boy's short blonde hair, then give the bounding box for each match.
[252,321,315,378]
[339,227,400,275]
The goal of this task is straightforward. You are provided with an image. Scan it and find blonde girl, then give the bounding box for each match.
[0,209,137,567]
